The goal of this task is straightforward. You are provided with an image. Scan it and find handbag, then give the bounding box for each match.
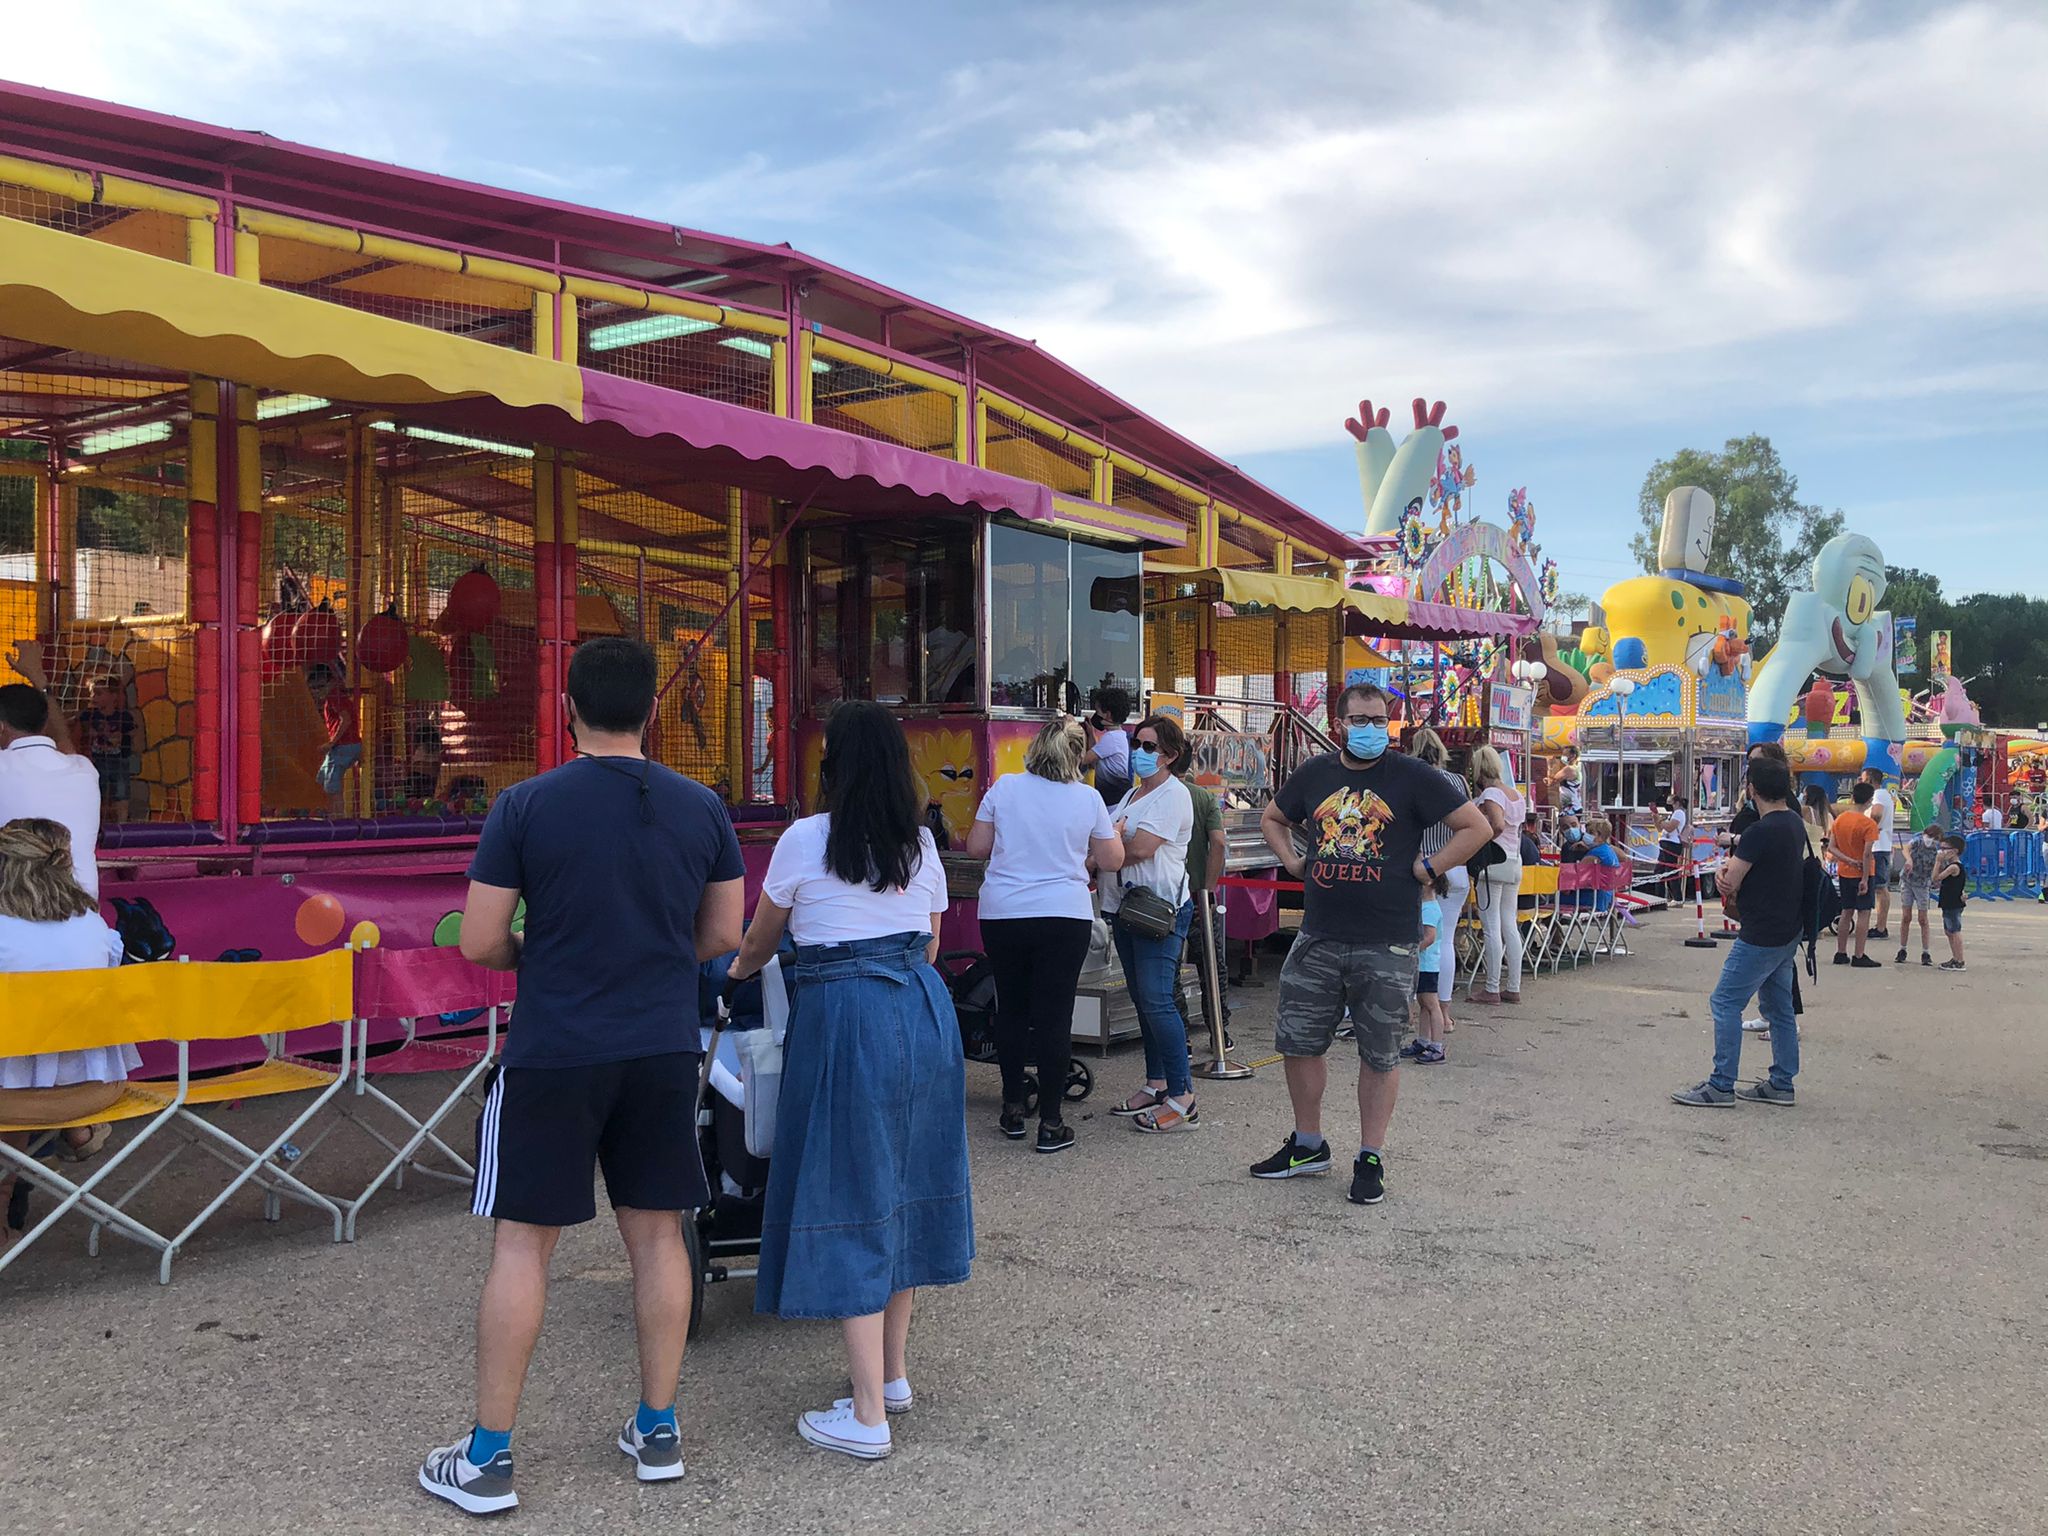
[1114,879,1181,939]
[1465,839,1507,880]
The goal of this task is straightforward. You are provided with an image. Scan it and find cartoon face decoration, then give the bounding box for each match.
[1657,486,1717,573]
[908,726,979,843]
[1811,533,1889,669]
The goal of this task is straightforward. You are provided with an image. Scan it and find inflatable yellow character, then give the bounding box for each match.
[1601,487,1751,671]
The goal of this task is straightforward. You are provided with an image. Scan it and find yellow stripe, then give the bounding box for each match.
[0,951,353,1054]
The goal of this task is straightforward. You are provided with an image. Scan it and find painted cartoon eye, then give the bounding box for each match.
[1846,575,1875,626]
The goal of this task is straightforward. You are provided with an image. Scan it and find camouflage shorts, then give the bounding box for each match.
[1276,934,1418,1073]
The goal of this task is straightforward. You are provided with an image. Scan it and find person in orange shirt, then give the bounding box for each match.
[1829,781,1882,968]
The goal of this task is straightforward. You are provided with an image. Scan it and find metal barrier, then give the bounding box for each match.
[1965,829,2044,901]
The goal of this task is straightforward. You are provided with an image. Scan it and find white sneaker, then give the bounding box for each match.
[1740,1017,1767,1033]
[798,1401,892,1460]
[837,1377,913,1414]
[418,1434,518,1516]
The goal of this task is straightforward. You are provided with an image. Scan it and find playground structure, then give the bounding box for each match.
[0,83,1380,963]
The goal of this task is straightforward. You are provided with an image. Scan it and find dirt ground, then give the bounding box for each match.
[3,902,2044,1536]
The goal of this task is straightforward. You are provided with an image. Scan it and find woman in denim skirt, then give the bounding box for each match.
[728,702,971,1461]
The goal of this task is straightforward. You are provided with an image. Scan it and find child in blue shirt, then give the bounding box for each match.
[1403,877,1451,1064]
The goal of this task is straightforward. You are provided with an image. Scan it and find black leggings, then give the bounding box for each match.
[980,916,1093,1124]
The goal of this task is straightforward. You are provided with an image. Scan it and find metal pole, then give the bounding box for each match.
[1192,888,1252,1080]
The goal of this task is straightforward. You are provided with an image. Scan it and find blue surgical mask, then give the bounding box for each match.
[1129,748,1160,779]
[1346,724,1389,761]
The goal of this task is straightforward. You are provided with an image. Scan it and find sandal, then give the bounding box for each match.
[1110,1087,1166,1118]
[56,1123,111,1163]
[1132,1095,1199,1133]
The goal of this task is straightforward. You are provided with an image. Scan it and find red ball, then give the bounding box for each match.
[444,566,501,634]
[295,602,344,669]
[356,608,408,674]
[259,609,302,681]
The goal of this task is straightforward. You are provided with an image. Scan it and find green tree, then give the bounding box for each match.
[1631,436,1844,648]
[1949,592,2048,729]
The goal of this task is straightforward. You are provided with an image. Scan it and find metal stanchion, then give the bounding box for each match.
[1192,888,1252,1080]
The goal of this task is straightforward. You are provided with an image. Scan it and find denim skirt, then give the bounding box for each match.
[754,931,975,1320]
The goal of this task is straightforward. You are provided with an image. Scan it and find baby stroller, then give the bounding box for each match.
[684,949,791,1339]
[938,950,1093,1112]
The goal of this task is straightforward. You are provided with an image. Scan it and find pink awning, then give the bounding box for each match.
[1343,594,1539,644]
[421,369,1059,523]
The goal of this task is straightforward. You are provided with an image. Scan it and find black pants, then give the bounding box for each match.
[1659,840,1686,902]
[981,916,1093,1124]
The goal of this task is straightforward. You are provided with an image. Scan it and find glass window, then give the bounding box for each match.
[1071,540,1143,707]
[989,524,1070,711]
[802,523,976,710]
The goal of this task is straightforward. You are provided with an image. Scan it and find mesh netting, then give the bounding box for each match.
[254,233,535,351]
[577,301,777,411]
[1111,471,1190,530]
[983,412,1095,495]
[812,353,959,457]
[0,338,202,826]
[0,177,193,264]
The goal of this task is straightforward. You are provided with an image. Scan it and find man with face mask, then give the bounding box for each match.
[1254,684,1491,1206]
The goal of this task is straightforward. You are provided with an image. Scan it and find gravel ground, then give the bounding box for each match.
[3,903,2044,1535]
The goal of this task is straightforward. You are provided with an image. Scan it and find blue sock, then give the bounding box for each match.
[1359,1145,1381,1162]
[467,1425,511,1466]
[635,1400,676,1436]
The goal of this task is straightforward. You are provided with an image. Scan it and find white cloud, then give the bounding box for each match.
[960,2,2048,456]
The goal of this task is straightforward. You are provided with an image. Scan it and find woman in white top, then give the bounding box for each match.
[728,702,971,1463]
[964,716,1123,1152]
[1409,729,1470,1030]
[1469,745,1527,1004]
[1102,714,1199,1133]
[0,818,132,1250]
[1657,794,1691,902]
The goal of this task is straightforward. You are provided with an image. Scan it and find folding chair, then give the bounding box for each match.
[0,953,353,1284]
[1549,863,1600,971]
[333,945,513,1240]
[1594,866,1638,956]
[1518,865,1561,978]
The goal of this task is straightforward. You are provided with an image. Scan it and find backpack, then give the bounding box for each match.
[1797,843,1831,980]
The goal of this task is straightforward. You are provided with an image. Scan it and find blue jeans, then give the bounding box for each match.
[1709,937,1800,1093]
[1112,899,1195,1098]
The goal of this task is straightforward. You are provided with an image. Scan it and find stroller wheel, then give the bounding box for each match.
[682,1211,708,1342]
[1064,1059,1094,1102]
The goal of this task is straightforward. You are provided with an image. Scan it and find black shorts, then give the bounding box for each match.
[470,1051,709,1226]
[1838,873,1877,913]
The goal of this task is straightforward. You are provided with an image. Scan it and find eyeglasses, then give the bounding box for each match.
[1338,713,1390,728]
[1135,737,1163,751]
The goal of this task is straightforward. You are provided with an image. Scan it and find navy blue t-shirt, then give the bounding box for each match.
[469,756,744,1068]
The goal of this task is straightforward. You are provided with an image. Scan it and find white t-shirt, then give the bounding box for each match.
[0,736,102,897]
[1868,786,1895,852]
[973,773,1116,923]
[761,815,948,946]
[1478,785,1527,858]
[1102,775,1193,913]
[1982,805,2004,830]
[1662,805,1689,841]
[1092,727,1130,783]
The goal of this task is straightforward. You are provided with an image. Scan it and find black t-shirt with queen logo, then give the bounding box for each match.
[1273,750,1470,945]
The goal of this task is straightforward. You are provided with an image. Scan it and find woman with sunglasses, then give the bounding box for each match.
[1103,714,1199,1133]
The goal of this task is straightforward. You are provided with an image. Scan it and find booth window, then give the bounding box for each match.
[803,523,976,712]
[989,522,1141,714]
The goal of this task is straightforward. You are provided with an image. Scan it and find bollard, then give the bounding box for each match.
[1684,844,1718,948]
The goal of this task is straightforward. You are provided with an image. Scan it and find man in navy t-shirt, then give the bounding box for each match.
[420,637,744,1516]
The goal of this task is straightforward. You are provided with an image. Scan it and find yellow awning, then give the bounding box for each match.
[1345,638,1395,669]
[0,216,581,417]
[1211,568,1349,612]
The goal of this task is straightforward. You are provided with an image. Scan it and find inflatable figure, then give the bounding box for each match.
[1521,632,1589,713]
[1602,488,1751,671]
[1346,397,1458,537]
[1746,532,1907,775]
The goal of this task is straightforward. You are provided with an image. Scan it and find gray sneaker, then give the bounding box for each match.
[1735,1081,1795,1106]
[618,1416,686,1482]
[419,1435,518,1516]
[1671,1081,1737,1107]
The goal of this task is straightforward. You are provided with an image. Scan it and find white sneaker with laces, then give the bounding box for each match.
[837,1377,913,1414]
[798,1401,892,1460]
[418,1435,518,1516]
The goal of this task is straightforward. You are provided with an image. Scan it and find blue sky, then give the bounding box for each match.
[14,0,2046,605]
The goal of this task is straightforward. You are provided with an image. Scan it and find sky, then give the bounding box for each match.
[8,0,2045,605]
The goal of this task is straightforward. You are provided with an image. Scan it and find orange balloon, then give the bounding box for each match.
[294,893,347,947]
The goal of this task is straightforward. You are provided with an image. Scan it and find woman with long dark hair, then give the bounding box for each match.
[728,701,972,1462]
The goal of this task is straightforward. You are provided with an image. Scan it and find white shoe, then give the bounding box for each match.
[418,1435,518,1516]
[799,1401,892,1460]
[616,1416,687,1481]
[1740,1017,1767,1033]
[836,1377,913,1414]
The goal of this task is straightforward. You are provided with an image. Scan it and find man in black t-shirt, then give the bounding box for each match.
[1252,683,1490,1205]
[1674,756,1806,1110]
[420,638,746,1515]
